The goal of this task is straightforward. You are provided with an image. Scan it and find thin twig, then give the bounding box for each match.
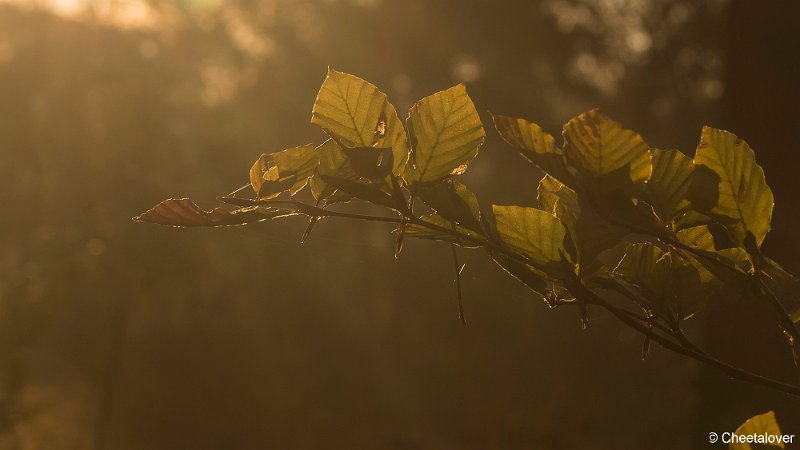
[224,183,251,198]
[450,233,467,325]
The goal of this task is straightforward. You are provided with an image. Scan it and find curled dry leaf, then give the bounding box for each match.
[133,198,296,227]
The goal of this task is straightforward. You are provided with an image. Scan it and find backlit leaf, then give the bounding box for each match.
[613,242,720,318]
[646,148,693,223]
[310,139,358,203]
[686,246,751,289]
[538,174,626,269]
[537,174,572,213]
[562,109,652,196]
[671,254,720,319]
[676,225,715,251]
[133,198,297,227]
[674,210,713,231]
[730,411,785,450]
[492,205,572,276]
[689,126,774,248]
[493,114,575,186]
[311,68,409,175]
[613,243,670,299]
[760,258,800,324]
[417,181,482,233]
[405,84,485,185]
[250,144,318,198]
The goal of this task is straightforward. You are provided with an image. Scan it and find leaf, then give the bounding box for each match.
[133,198,297,227]
[310,139,358,203]
[311,68,409,175]
[403,214,483,248]
[730,411,785,450]
[405,84,485,185]
[537,174,570,213]
[760,258,800,324]
[538,174,626,270]
[613,243,721,318]
[676,225,716,251]
[492,205,572,277]
[689,126,774,248]
[340,146,394,180]
[319,174,399,209]
[686,247,751,289]
[720,248,755,273]
[562,109,652,196]
[612,243,670,300]
[670,254,720,319]
[492,114,575,186]
[674,210,713,231]
[417,181,482,233]
[560,111,659,243]
[311,140,401,207]
[646,148,693,223]
[250,144,318,198]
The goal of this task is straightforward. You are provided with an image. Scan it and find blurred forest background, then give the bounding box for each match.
[0,0,799,448]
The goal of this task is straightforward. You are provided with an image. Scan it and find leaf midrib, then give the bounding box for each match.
[415,94,475,181]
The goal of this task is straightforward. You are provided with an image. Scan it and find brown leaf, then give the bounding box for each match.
[133,198,294,227]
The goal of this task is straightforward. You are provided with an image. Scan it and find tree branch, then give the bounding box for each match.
[249,197,800,398]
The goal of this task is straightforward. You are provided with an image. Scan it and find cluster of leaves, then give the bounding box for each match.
[135,68,800,397]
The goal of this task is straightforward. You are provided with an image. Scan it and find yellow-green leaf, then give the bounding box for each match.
[613,243,670,298]
[674,210,713,231]
[676,225,716,251]
[537,174,569,213]
[730,410,785,449]
[250,144,318,198]
[690,126,774,248]
[562,109,652,195]
[405,84,485,185]
[493,114,575,186]
[646,148,693,223]
[492,205,572,276]
[311,68,409,175]
[309,139,355,202]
